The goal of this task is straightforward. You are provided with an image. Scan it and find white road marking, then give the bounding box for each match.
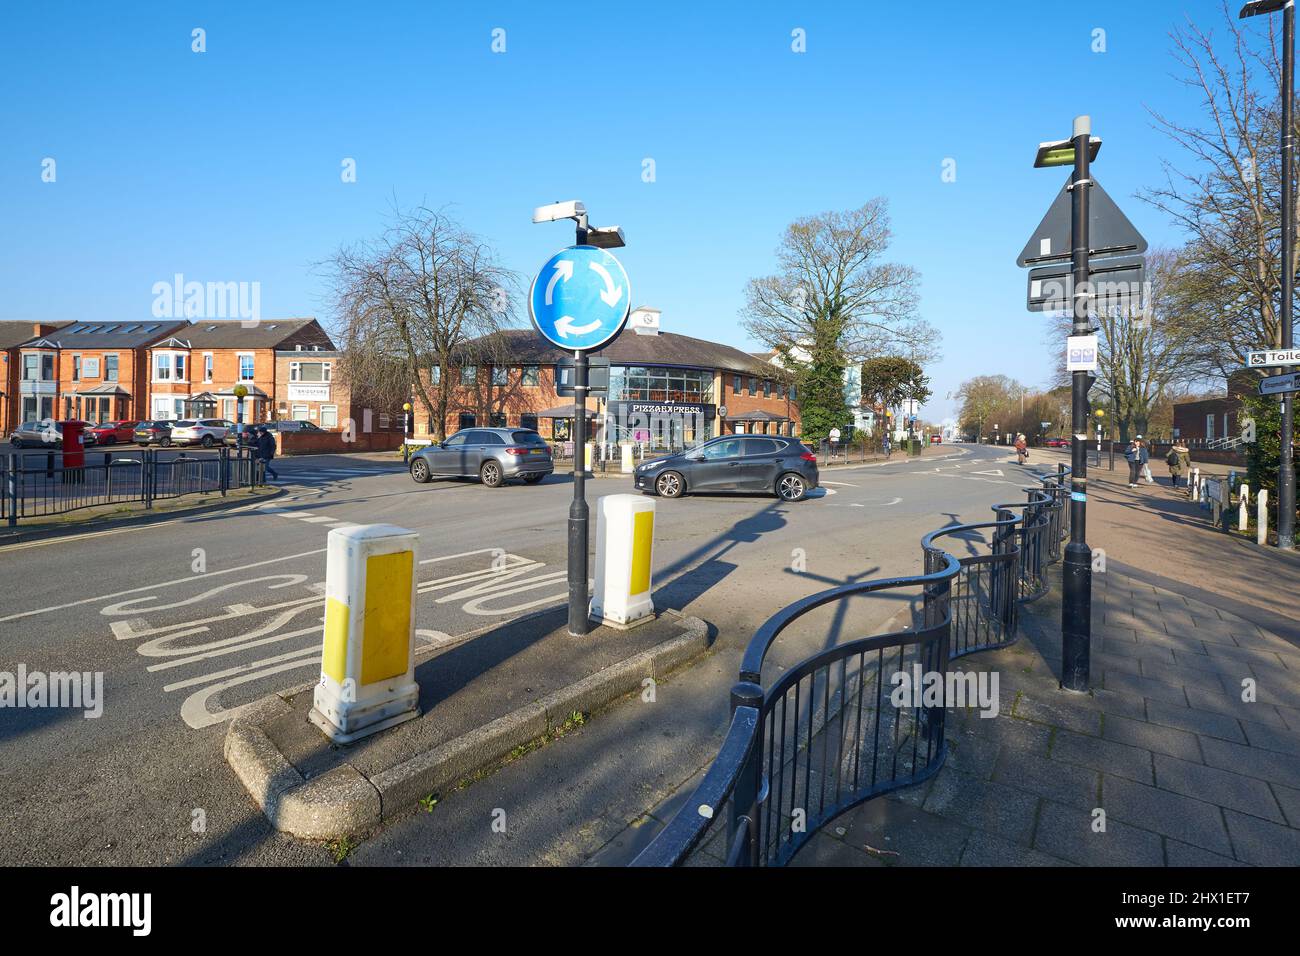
[0,548,327,623]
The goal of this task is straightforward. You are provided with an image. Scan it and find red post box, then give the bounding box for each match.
[62,420,86,470]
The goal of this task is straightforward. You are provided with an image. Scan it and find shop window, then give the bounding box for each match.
[522,365,540,386]
[491,367,508,386]
[461,367,477,386]
[490,411,507,427]
[458,412,476,430]
[321,405,338,428]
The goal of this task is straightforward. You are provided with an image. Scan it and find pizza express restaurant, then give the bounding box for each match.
[572,332,798,447]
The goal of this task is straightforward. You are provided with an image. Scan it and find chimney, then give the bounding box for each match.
[32,323,60,337]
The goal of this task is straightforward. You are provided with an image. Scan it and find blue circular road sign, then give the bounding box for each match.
[528,245,632,351]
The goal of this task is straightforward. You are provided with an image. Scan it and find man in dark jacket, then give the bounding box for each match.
[255,426,279,481]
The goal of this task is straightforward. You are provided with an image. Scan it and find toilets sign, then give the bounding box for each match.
[529,245,632,351]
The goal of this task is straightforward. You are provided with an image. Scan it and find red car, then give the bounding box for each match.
[89,420,140,445]
[1044,437,1070,448]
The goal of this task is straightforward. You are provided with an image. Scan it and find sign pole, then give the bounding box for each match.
[568,212,592,635]
[569,348,591,635]
[1063,115,1093,692]
[1279,0,1296,550]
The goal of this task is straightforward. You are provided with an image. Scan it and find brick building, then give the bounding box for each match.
[1172,371,1256,443]
[413,320,800,447]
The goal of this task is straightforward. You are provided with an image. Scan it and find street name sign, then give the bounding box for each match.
[1258,371,1300,396]
[529,245,632,351]
[1027,254,1144,313]
[1016,176,1148,267]
[1247,348,1300,368]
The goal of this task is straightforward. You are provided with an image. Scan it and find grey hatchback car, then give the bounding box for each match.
[409,427,554,487]
[635,435,819,501]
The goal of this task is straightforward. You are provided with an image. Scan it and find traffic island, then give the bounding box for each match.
[225,608,711,842]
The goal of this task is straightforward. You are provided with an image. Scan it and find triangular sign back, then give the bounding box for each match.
[1016,175,1148,267]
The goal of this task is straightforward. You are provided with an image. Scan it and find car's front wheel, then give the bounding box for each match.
[410,457,431,483]
[776,472,807,502]
[160,437,172,447]
[480,460,503,488]
[10,437,21,448]
[655,471,685,498]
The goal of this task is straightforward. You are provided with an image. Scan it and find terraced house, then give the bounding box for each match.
[144,318,333,423]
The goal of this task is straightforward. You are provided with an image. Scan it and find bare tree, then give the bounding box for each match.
[1142,3,1299,374]
[741,199,933,362]
[1049,248,1207,441]
[322,206,521,439]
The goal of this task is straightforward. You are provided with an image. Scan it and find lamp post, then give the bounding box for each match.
[531,200,626,636]
[1240,0,1296,550]
[402,402,413,463]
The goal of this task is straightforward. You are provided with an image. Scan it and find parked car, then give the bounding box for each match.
[1044,437,1070,448]
[409,427,553,488]
[223,422,256,448]
[9,419,97,448]
[169,419,235,447]
[261,420,323,432]
[133,421,175,446]
[89,420,140,445]
[634,435,819,501]
[929,435,943,444]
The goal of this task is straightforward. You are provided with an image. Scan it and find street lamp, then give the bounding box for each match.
[532,199,626,635]
[1240,0,1296,550]
[402,401,413,463]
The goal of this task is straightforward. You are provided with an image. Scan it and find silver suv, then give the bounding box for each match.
[169,419,235,448]
[409,427,554,487]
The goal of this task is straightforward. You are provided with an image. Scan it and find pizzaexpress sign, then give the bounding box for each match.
[614,401,714,419]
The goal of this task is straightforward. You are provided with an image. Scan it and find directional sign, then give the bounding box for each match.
[1259,371,1300,396]
[1027,255,1144,313]
[529,245,632,351]
[1247,348,1300,368]
[1016,176,1148,267]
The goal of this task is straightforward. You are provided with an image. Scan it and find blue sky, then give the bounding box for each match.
[0,1,1242,419]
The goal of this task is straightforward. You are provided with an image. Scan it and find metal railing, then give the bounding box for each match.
[2,447,262,526]
[632,464,1073,867]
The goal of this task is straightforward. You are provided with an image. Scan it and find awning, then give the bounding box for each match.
[729,410,790,422]
[536,404,597,419]
[68,384,130,396]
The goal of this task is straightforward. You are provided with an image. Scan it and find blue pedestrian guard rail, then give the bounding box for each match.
[1,446,263,527]
[632,464,1071,867]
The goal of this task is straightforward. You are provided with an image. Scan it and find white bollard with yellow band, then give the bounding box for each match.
[590,494,656,628]
[309,524,421,743]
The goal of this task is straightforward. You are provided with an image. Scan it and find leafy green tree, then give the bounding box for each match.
[860,356,932,414]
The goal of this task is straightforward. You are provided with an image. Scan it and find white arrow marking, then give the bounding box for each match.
[589,261,622,307]
[544,260,574,306]
[555,315,602,338]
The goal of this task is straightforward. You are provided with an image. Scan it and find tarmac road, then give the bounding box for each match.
[0,442,1040,864]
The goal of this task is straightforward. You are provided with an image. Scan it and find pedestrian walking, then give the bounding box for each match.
[255,426,279,481]
[1172,442,1191,489]
[1136,435,1154,484]
[1015,433,1028,465]
[1165,441,1190,488]
[1125,439,1143,488]
[882,435,892,459]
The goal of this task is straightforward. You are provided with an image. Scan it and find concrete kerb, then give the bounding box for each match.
[225,612,711,842]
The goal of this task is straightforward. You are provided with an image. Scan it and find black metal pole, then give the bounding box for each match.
[1279,1,1296,550]
[568,349,590,635]
[1062,115,1093,692]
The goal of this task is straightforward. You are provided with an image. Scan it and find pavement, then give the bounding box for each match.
[776,449,1300,867]
[0,441,1024,865]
